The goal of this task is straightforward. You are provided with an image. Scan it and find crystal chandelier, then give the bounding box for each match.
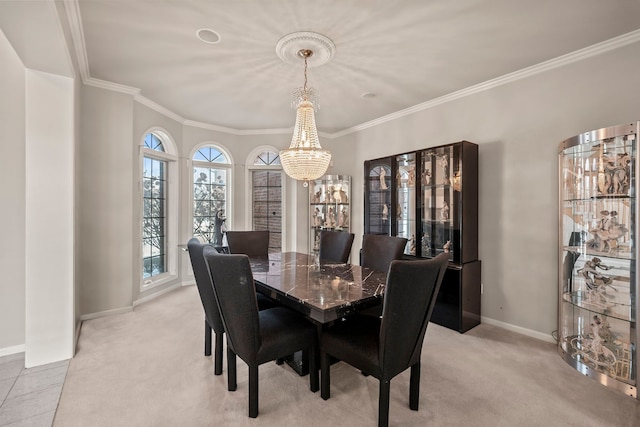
[280,49,331,182]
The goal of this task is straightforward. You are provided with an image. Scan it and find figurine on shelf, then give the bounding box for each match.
[333,186,342,203]
[339,206,349,228]
[326,187,334,203]
[421,233,431,254]
[598,152,631,196]
[440,154,449,185]
[379,167,388,190]
[325,207,336,228]
[409,234,416,255]
[313,234,320,251]
[397,202,403,220]
[577,257,617,307]
[443,240,451,253]
[440,201,449,222]
[422,168,432,186]
[586,209,629,253]
[570,315,617,373]
[313,207,323,227]
[312,188,322,203]
[382,204,388,221]
[407,168,415,187]
[338,187,349,204]
[577,257,612,290]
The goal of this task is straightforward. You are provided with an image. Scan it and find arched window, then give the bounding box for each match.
[141,132,174,281]
[247,147,283,252]
[192,144,232,245]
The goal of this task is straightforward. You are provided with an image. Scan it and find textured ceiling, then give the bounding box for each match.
[75,0,640,133]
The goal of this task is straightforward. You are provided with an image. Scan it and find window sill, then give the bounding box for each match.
[141,272,177,291]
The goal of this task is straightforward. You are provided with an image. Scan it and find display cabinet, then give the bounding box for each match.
[558,121,639,398]
[309,175,351,256]
[364,141,480,332]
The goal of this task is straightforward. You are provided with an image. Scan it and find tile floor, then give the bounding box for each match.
[0,353,68,426]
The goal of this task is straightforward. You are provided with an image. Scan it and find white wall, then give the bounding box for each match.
[344,40,640,340]
[0,29,26,355]
[24,69,75,367]
[77,86,135,316]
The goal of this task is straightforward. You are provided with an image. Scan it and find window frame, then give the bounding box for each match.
[139,128,179,291]
[190,143,234,243]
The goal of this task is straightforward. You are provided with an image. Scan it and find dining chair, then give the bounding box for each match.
[225,230,279,309]
[361,234,408,273]
[204,247,319,418]
[225,230,270,258]
[320,253,448,427]
[187,238,277,376]
[319,230,355,263]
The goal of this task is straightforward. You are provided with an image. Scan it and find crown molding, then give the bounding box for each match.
[182,119,290,135]
[84,76,140,95]
[135,95,184,122]
[64,0,90,82]
[329,29,640,139]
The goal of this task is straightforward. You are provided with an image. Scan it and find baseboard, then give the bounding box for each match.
[0,344,26,358]
[80,306,133,321]
[481,316,556,344]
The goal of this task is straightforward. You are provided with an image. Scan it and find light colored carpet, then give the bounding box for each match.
[54,285,640,426]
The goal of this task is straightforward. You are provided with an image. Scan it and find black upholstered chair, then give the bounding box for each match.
[320,253,449,427]
[225,230,270,258]
[187,238,226,375]
[225,230,278,309]
[319,230,355,264]
[187,238,276,375]
[204,247,319,418]
[361,234,408,273]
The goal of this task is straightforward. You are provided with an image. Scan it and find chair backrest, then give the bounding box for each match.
[226,230,270,258]
[203,247,261,362]
[379,253,448,380]
[361,234,408,273]
[319,230,355,263]
[187,238,224,334]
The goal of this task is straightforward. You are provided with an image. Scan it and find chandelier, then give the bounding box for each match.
[279,48,331,182]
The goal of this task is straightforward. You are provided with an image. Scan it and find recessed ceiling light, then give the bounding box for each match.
[362,93,376,99]
[197,28,221,44]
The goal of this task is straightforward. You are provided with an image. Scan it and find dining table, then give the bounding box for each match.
[250,251,388,324]
[249,251,388,375]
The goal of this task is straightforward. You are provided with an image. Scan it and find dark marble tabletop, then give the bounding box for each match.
[251,252,387,324]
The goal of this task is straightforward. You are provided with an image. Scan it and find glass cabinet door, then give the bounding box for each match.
[558,122,638,398]
[421,145,456,261]
[396,153,416,255]
[365,160,392,235]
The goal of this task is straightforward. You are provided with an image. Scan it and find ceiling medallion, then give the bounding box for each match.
[275,31,336,68]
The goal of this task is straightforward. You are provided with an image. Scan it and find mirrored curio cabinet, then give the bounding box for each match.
[364,141,480,333]
[558,121,639,398]
[309,175,351,257]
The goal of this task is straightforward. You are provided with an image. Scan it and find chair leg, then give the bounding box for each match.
[214,332,223,375]
[409,362,420,410]
[379,380,390,427]
[204,320,212,356]
[320,351,331,400]
[227,347,237,391]
[308,345,319,392]
[249,364,259,418]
